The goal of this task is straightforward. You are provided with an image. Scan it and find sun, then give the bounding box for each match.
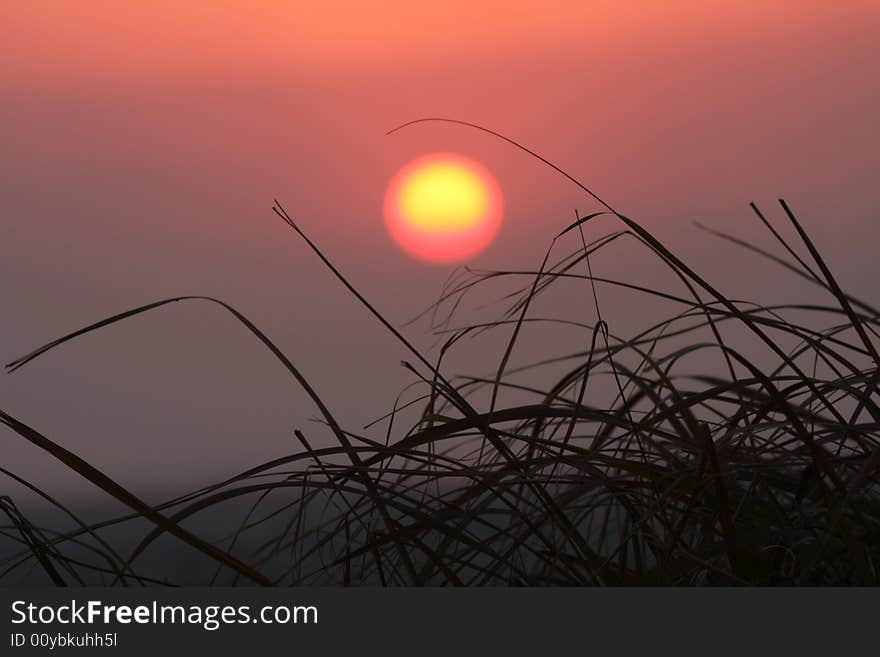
[384,153,503,263]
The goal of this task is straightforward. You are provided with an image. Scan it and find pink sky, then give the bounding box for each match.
[2,2,878,501]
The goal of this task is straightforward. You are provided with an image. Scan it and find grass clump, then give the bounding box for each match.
[2,123,879,585]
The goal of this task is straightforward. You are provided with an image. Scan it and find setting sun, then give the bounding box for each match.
[384,153,503,263]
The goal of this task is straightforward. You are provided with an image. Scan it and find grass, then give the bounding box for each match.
[2,122,879,585]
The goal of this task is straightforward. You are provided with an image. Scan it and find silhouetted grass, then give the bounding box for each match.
[2,122,879,585]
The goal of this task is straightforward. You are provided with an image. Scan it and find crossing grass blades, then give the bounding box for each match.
[2,123,879,585]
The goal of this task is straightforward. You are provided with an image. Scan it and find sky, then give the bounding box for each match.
[2,1,879,507]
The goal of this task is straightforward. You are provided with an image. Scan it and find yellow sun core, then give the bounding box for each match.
[384,153,503,263]
[398,162,489,232]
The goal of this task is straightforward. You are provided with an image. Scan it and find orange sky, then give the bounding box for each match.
[4,1,877,80]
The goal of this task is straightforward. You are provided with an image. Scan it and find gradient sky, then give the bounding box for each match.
[2,1,879,505]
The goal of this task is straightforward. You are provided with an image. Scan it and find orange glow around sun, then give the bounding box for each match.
[384,153,503,263]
